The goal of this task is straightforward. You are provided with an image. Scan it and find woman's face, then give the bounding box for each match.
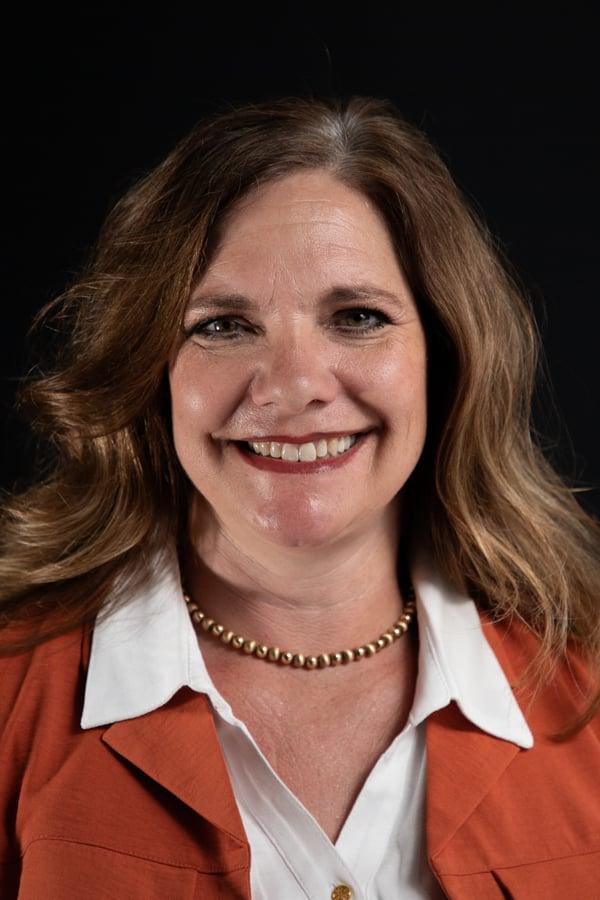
[168,169,428,549]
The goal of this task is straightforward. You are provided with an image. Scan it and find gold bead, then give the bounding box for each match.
[185,586,416,672]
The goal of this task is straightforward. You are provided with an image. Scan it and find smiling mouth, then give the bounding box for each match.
[232,430,372,460]
[229,429,373,472]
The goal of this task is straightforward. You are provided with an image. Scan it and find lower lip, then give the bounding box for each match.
[231,432,373,474]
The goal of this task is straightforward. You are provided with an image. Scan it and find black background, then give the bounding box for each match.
[2,8,598,514]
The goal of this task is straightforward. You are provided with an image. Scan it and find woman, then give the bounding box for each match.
[1,95,599,899]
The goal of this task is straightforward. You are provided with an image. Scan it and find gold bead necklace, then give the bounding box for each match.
[183,584,416,671]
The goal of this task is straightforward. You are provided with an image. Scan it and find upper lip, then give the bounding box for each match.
[233,429,373,443]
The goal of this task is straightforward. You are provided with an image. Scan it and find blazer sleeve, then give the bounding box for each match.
[0,638,37,898]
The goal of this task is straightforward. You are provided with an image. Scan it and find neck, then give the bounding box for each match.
[180,495,414,659]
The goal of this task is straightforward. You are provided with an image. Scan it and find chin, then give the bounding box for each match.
[247,508,353,549]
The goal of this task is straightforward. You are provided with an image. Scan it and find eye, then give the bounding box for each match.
[187,306,391,341]
[334,307,391,332]
[190,317,246,340]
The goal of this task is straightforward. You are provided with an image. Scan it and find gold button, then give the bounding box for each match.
[331,885,353,900]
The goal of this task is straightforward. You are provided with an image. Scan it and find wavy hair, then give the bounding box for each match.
[2,94,599,739]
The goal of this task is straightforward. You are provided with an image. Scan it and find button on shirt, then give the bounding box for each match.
[81,544,534,899]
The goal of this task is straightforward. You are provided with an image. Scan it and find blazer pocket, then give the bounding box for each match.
[18,838,200,900]
[491,850,600,899]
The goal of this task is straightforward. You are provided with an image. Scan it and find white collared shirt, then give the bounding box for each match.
[81,544,533,899]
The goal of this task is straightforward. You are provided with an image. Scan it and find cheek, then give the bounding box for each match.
[368,340,428,422]
[168,353,230,438]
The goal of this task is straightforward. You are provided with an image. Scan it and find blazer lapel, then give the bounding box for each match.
[425,702,522,860]
[101,685,249,848]
[425,612,531,864]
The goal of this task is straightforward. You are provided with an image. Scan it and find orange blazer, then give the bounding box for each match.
[1,610,599,899]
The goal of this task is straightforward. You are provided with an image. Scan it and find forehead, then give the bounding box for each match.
[224,169,375,225]
[196,169,407,297]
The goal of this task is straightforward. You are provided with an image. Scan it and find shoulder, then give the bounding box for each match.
[0,622,91,872]
[0,622,90,746]
[480,610,600,739]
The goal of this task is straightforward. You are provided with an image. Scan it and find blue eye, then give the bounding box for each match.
[189,307,390,341]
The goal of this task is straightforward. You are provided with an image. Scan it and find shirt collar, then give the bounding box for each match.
[81,541,533,749]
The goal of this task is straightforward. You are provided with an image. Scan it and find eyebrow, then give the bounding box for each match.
[187,283,407,313]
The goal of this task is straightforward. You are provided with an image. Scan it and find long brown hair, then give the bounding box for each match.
[2,94,599,739]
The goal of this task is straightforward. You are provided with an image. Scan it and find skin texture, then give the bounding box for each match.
[168,167,428,687]
[168,168,428,843]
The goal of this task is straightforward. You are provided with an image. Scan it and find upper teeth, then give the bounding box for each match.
[248,433,359,462]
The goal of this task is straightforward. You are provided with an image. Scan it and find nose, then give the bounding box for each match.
[247,329,340,413]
